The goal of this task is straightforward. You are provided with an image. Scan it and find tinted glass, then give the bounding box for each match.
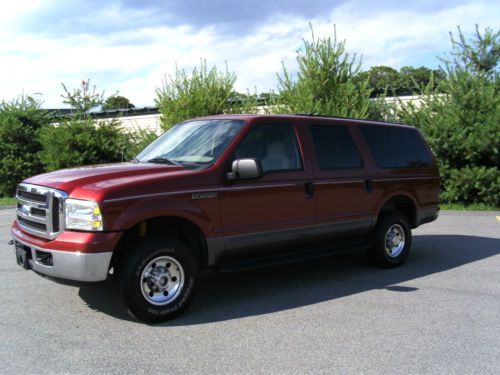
[309,124,362,169]
[136,119,244,167]
[234,124,302,172]
[360,125,432,168]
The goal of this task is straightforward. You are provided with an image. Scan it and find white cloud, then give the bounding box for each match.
[0,0,44,26]
[321,1,500,68]
[0,0,498,108]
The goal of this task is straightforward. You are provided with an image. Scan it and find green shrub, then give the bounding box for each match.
[128,127,160,156]
[156,60,257,130]
[102,95,135,110]
[275,25,371,118]
[39,117,134,171]
[441,166,500,206]
[395,25,499,205]
[0,96,48,196]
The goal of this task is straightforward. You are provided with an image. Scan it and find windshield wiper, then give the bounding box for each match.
[130,157,140,163]
[147,157,180,166]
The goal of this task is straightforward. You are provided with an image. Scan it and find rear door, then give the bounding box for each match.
[219,121,315,259]
[306,122,373,242]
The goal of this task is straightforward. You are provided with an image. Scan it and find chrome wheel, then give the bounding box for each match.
[384,223,405,258]
[140,256,185,306]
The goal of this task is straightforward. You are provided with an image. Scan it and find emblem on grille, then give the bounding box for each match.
[19,205,30,216]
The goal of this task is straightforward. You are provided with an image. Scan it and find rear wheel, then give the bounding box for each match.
[368,212,412,268]
[116,236,199,323]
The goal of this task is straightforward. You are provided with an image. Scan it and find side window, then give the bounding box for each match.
[309,124,362,169]
[359,125,432,168]
[234,123,302,173]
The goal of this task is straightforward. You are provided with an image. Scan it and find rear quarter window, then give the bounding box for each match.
[359,125,432,168]
[309,124,362,169]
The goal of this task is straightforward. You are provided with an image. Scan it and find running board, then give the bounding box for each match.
[219,241,371,273]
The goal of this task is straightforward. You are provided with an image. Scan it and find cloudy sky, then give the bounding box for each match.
[1,0,498,108]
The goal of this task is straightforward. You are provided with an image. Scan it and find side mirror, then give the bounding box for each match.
[227,158,262,180]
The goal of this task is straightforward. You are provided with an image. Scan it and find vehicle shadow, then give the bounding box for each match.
[77,234,500,325]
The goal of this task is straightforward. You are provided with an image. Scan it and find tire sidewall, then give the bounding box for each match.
[372,213,412,267]
[120,237,199,323]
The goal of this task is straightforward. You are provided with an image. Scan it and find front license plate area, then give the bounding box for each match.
[15,242,31,269]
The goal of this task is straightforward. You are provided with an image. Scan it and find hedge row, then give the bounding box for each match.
[0,97,151,196]
[1,95,498,207]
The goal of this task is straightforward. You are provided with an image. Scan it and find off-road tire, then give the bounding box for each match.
[115,236,199,323]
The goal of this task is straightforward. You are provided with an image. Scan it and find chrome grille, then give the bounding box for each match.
[16,183,67,240]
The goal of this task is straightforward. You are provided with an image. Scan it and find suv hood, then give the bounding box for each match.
[23,162,188,200]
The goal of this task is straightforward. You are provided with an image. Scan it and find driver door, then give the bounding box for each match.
[219,122,315,259]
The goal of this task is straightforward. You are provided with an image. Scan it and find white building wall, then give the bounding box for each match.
[102,95,436,133]
[114,113,163,134]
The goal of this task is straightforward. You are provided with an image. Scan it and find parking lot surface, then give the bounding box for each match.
[1,208,499,374]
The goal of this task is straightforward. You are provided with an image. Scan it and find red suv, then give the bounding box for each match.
[11,115,440,322]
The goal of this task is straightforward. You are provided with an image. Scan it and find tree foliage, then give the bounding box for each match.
[61,79,106,113]
[357,65,445,97]
[156,60,258,130]
[395,25,499,206]
[359,65,399,95]
[443,24,500,75]
[275,25,371,118]
[399,66,446,91]
[102,95,135,110]
[1,24,498,208]
[39,117,134,171]
[40,81,144,170]
[0,96,48,196]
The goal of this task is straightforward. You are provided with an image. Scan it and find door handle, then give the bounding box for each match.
[304,181,314,198]
[364,179,373,193]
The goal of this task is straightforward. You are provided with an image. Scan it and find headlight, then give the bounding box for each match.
[64,199,103,231]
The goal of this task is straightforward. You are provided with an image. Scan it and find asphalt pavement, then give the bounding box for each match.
[1,208,499,374]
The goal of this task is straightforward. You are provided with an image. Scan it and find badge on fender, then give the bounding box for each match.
[191,192,218,200]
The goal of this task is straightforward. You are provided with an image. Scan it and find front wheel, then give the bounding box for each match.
[116,236,199,323]
[368,212,412,268]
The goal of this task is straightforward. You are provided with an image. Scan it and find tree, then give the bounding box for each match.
[61,79,106,113]
[360,66,400,96]
[395,25,499,206]
[156,60,257,130]
[443,24,500,75]
[275,25,371,118]
[39,117,134,171]
[398,66,445,93]
[358,65,445,97]
[49,81,143,168]
[102,95,135,110]
[0,96,48,196]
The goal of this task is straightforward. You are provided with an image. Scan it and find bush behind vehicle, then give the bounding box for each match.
[0,96,47,196]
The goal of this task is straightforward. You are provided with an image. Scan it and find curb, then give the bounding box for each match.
[0,205,16,210]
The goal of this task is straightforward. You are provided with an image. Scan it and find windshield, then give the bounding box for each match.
[136,119,245,167]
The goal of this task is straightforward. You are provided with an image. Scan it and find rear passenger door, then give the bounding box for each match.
[220,122,315,258]
[307,123,373,241]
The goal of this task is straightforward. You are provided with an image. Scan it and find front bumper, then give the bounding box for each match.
[11,224,114,282]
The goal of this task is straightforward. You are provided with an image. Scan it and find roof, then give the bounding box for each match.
[196,113,412,128]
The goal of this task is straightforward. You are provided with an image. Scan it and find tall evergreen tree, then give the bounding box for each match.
[396,25,499,206]
[275,25,371,118]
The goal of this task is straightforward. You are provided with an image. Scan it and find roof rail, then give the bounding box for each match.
[290,113,411,127]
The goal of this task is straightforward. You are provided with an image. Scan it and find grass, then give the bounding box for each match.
[0,197,16,206]
[440,203,499,211]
